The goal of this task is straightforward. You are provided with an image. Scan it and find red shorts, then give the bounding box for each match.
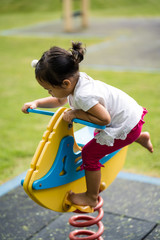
[81,108,148,171]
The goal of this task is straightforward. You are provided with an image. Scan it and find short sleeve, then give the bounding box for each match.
[75,94,99,112]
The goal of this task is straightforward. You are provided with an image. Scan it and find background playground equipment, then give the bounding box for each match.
[63,0,90,32]
[22,107,127,239]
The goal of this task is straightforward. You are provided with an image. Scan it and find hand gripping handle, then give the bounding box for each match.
[27,108,105,129]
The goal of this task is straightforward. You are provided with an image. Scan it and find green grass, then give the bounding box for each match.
[91,0,160,16]
[0,12,61,31]
[0,0,160,184]
[1,0,160,16]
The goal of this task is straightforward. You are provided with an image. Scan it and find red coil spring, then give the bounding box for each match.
[69,196,104,240]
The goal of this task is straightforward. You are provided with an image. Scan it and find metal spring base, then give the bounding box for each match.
[69,196,104,240]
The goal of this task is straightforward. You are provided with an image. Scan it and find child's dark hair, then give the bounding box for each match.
[35,42,86,86]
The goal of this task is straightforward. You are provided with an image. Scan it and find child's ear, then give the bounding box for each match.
[62,79,71,88]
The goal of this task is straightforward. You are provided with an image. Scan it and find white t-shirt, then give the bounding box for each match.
[67,72,143,146]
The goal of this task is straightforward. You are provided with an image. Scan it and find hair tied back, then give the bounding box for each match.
[70,41,86,64]
[31,59,38,68]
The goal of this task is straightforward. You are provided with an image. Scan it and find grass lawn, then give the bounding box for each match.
[1,0,160,16]
[0,0,160,184]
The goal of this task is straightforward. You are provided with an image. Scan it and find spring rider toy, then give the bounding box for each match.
[22,107,128,239]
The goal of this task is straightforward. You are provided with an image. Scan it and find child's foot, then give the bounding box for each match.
[68,191,98,208]
[136,132,153,153]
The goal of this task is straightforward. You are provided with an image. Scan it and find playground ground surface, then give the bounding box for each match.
[0,172,160,240]
[0,16,160,239]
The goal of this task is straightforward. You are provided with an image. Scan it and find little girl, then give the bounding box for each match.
[22,42,153,209]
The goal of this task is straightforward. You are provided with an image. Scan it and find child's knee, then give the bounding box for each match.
[81,145,103,171]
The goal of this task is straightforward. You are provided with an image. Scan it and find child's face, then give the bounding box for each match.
[37,79,72,98]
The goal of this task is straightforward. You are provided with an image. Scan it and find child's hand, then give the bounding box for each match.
[21,101,38,114]
[63,109,76,123]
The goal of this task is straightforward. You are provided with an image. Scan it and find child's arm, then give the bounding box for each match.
[22,97,68,114]
[63,103,111,126]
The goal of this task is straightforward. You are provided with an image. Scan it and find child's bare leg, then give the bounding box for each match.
[69,170,101,207]
[135,132,153,153]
